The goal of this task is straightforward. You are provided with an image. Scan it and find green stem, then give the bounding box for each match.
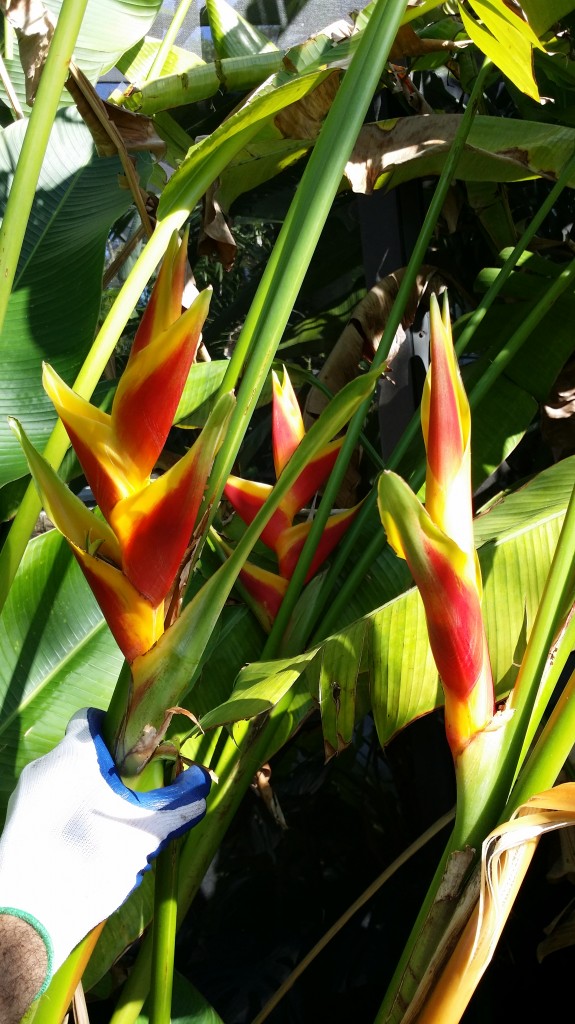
[149,840,179,1024]
[508,663,575,814]
[0,0,89,331]
[145,0,195,82]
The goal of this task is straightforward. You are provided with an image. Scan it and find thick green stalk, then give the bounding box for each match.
[284,57,493,652]
[0,0,89,331]
[195,0,410,580]
[127,52,283,111]
[149,841,179,1024]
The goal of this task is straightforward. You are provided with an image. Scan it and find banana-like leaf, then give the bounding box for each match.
[215,113,575,217]
[0,529,123,823]
[175,361,229,427]
[0,0,162,114]
[206,0,278,58]
[0,110,142,495]
[199,456,575,755]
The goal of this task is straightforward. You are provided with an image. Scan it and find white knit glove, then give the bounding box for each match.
[0,708,210,989]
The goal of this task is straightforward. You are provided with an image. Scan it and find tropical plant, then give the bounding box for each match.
[2,1,575,1022]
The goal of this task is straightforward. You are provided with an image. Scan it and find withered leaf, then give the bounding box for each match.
[1,0,54,105]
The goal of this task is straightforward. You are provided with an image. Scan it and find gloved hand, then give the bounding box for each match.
[0,708,210,989]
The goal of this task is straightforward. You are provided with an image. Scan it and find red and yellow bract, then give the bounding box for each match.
[224,367,361,625]
[378,294,495,759]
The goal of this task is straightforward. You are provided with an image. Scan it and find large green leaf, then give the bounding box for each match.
[199,456,574,754]
[206,0,278,58]
[214,112,575,218]
[0,529,123,820]
[1,0,162,114]
[0,110,140,495]
[464,250,575,481]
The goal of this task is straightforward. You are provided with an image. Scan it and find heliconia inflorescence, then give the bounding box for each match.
[12,230,234,663]
[223,367,362,629]
[377,293,495,759]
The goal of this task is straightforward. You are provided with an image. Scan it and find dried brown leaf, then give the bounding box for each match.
[389,24,461,61]
[1,0,54,104]
[198,184,237,271]
[274,71,341,141]
[66,64,165,159]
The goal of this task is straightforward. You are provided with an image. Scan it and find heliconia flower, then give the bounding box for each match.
[223,365,360,625]
[378,472,493,758]
[224,365,351,563]
[377,293,494,759]
[13,230,235,662]
[108,395,234,606]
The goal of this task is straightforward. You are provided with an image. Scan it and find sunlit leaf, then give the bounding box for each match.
[0,110,142,492]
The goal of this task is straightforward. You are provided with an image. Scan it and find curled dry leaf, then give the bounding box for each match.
[1,0,54,105]
[66,63,166,159]
[198,183,237,271]
[411,783,575,1024]
[344,114,551,195]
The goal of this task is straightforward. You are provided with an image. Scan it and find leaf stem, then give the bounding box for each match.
[0,0,89,332]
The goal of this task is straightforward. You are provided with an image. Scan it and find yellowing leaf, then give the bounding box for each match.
[459,0,541,102]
